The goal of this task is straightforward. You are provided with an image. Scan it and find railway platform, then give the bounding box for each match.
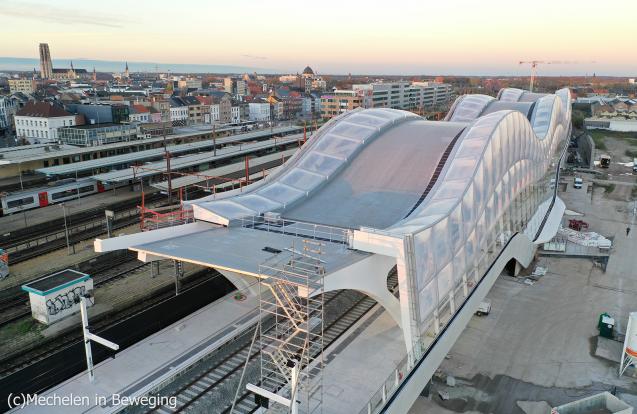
[13,287,260,413]
[0,186,153,235]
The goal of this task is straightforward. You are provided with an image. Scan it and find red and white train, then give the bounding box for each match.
[0,179,109,216]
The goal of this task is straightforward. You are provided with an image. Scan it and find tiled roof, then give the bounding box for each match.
[131,104,150,114]
[16,101,73,118]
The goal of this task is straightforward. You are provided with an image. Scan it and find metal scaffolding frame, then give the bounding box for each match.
[256,238,326,414]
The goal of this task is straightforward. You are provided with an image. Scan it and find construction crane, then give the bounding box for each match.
[519,60,595,92]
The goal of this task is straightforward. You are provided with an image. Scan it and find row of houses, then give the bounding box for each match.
[576,96,637,115]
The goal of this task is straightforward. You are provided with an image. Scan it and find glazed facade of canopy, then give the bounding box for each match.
[375,88,571,346]
[187,88,571,351]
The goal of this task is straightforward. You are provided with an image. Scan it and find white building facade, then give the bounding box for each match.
[170,105,189,124]
[353,81,454,111]
[15,103,78,144]
[231,106,241,123]
[210,104,220,123]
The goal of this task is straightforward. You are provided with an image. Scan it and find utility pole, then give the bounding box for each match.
[18,162,27,227]
[244,156,251,185]
[166,151,172,205]
[213,123,217,157]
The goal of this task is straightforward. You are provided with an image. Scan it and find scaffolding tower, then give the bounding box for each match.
[256,239,326,414]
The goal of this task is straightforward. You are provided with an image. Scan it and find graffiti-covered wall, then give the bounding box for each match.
[26,278,94,325]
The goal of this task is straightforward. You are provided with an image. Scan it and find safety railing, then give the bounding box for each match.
[236,214,352,246]
[140,205,194,231]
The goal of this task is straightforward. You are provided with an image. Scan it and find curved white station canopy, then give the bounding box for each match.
[96,87,571,358]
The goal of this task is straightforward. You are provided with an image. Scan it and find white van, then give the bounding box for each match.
[633,158,637,173]
[574,177,583,189]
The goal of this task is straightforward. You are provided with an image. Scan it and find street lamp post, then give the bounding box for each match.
[61,203,74,255]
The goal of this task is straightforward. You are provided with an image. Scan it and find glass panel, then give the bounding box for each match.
[433,220,451,271]
[280,168,325,191]
[437,262,454,298]
[457,138,485,158]
[422,198,457,216]
[449,205,463,251]
[313,134,360,160]
[465,231,477,267]
[446,158,478,181]
[297,152,343,176]
[348,113,388,128]
[234,195,282,213]
[453,246,467,286]
[461,188,475,236]
[418,279,437,324]
[368,108,410,120]
[415,228,435,288]
[329,121,375,142]
[433,179,470,199]
[256,183,305,205]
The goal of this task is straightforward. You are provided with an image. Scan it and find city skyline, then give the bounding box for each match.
[1,0,636,76]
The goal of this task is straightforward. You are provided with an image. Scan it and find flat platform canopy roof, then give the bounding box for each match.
[129,225,368,277]
[151,148,298,191]
[35,126,302,176]
[91,135,301,183]
[22,269,90,296]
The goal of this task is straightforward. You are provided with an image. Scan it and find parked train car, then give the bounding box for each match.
[0,179,107,216]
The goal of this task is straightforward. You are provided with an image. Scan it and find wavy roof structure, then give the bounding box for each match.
[188,88,571,239]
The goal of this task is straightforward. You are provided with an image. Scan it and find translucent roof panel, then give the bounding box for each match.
[530,96,557,139]
[480,101,534,119]
[329,122,376,143]
[518,91,548,103]
[345,113,389,128]
[498,88,525,102]
[194,200,256,220]
[297,152,344,176]
[279,168,326,191]
[313,134,361,160]
[232,194,282,214]
[256,182,305,205]
[448,95,495,122]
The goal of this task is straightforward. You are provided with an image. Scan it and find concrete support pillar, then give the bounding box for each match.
[320,254,402,330]
[150,260,160,278]
[173,260,184,295]
[217,269,260,297]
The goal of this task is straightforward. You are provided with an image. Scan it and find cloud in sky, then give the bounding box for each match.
[0,0,129,28]
[241,54,268,61]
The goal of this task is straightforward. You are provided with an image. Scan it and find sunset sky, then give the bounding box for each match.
[2,0,636,75]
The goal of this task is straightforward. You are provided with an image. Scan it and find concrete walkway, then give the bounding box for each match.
[13,288,260,414]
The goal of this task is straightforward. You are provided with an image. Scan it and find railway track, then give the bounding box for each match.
[141,271,399,414]
[0,268,220,379]
[0,193,166,265]
[0,250,139,326]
